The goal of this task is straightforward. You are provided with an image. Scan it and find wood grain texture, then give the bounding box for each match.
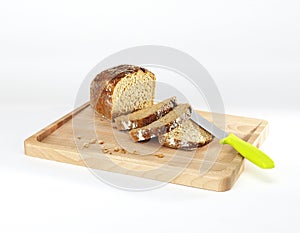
[24,103,268,192]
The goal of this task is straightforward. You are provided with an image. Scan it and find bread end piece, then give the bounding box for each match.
[90,64,156,119]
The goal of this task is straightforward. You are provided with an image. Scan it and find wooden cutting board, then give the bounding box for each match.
[24,103,268,192]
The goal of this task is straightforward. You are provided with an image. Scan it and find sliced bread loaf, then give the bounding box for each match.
[90,64,156,119]
[129,104,192,142]
[113,97,177,130]
[158,120,213,150]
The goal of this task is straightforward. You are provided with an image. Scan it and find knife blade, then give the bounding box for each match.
[191,111,275,169]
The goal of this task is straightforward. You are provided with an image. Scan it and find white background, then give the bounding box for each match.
[0,0,299,232]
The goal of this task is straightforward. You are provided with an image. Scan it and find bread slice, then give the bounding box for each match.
[158,120,213,150]
[90,64,156,119]
[113,97,177,130]
[129,104,192,142]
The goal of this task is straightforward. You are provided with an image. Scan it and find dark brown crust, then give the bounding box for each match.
[129,105,192,142]
[113,97,177,130]
[90,64,155,119]
[158,121,213,150]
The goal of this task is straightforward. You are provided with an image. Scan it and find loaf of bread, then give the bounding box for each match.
[158,120,213,150]
[90,65,212,149]
[113,97,177,130]
[129,104,192,142]
[90,64,156,119]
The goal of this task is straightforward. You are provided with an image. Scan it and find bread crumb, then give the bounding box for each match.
[98,140,104,144]
[77,136,81,140]
[155,153,164,158]
[89,138,97,144]
[82,143,89,149]
[133,150,139,155]
[102,148,109,153]
[120,148,126,154]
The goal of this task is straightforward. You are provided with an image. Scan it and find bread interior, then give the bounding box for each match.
[165,120,211,144]
[112,70,155,118]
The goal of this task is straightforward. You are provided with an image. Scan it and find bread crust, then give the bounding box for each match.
[113,97,177,130]
[90,64,155,119]
[129,104,192,142]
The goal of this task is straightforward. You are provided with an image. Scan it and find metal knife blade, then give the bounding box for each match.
[191,110,275,169]
[191,111,227,139]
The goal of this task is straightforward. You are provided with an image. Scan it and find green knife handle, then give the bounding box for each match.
[220,133,275,169]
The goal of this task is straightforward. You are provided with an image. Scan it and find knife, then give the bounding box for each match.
[191,111,275,169]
